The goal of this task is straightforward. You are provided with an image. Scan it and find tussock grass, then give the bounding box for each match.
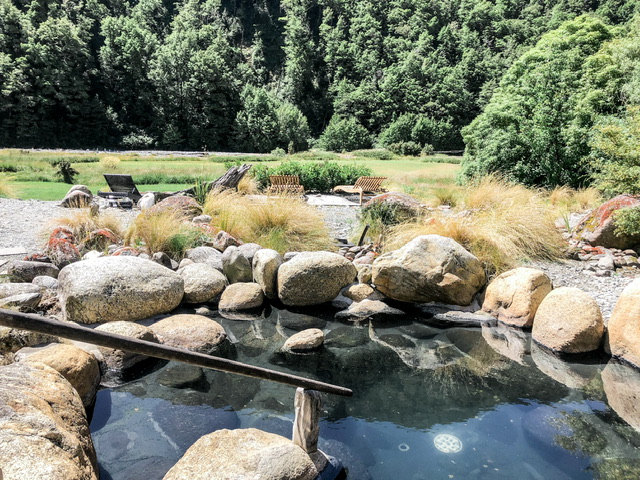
[124,210,203,258]
[49,210,125,244]
[547,186,602,213]
[100,156,120,170]
[203,190,333,254]
[0,175,16,198]
[237,175,259,195]
[385,176,565,275]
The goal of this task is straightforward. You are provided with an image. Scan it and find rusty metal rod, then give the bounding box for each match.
[0,309,353,397]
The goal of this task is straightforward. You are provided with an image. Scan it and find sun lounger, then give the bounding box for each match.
[97,174,142,203]
[266,175,305,197]
[332,176,387,205]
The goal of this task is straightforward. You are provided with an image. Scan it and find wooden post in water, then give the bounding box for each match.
[292,388,321,453]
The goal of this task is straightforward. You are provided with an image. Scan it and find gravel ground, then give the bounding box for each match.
[0,197,636,320]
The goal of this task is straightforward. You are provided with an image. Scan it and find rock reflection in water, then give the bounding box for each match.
[481,321,530,364]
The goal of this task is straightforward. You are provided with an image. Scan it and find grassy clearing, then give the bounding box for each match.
[203,189,333,254]
[1,148,461,200]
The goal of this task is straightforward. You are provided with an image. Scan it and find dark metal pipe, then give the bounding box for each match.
[0,309,353,397]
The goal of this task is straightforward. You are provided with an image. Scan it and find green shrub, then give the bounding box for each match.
[387,141,422,156]
[134,173,212,184]
[421,144,435,156]
[271,147,286,157]
[614,207,640,237]
[252,161,373,192]
[353,149,395,160]
[121,131,156,149]
[317,117,372,152]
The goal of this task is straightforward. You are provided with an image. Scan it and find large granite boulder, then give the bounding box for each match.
[163,428,321,480]
[150,314,227,354]
[278,252,357,307]
[94,321,160,371]
[222,246,253,284]
[7,260,59,282]
[185,246,224,271]
[253,249,283,299]
[532,287,603,353]
[372,235,485,305]
[179,263,227,303]
[58,256,184,324]
[572,194,640,249]
[482,267,553,328]
[608,278,640,367]
[0,362,98,480]
[16,343,101,407]
[219,283,264,311]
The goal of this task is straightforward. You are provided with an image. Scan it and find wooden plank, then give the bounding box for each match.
[292,388,322,453]
[0,309,353,397]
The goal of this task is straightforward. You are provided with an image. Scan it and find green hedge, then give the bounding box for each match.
[252,161,374,192]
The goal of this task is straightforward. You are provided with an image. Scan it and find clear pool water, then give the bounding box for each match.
[90,306,640,479]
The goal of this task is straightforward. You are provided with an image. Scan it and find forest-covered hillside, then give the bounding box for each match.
[0,0,638,152]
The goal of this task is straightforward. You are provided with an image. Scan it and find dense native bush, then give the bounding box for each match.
[317,117,372,152]
[252,161,373,192]
[387,141,422,156]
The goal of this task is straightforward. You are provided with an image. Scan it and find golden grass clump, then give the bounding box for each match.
[385,176,565,275]
[100,155,121,170]
[48,209,125,245]
[547,186,602,213]
[0,174,16,198]
[124,209,202,258]
[236,175,259,195]
[203,190,333,254]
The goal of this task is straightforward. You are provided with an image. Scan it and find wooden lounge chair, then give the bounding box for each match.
[266,175,305,197]
[97,174,142,204]
[332,176,387,205]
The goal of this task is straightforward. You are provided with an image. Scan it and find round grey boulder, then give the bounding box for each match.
[222,246,253,284]
[58,256,184,324]
[283,329,324,352]
[179,263,228,303]
[95,321,160,371]
[278,252,357,306]
[8,260,59,282]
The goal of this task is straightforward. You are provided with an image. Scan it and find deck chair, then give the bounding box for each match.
[97,174,142,203]
[332,176,387,205]
[266,175,305,197]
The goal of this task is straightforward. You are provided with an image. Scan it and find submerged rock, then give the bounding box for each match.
[283,328,324,352]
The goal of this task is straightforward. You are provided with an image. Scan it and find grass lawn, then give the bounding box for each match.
[0,149,461,201]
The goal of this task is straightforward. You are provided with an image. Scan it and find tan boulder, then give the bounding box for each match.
[482,267,552,327]
[372,235,485,305]
[342,283,375,302]
[253,248,283,299]
[16,343,100,407]
[179,263,227,303]
[0,362,97,480]
[283,329,324,352]
[608,278,640,367]
[150,314,227,354]
[163,428,319,480]
[532,287,603,353]
[94,321,160,371]
[278,252,357,307]
[219,283,264,311]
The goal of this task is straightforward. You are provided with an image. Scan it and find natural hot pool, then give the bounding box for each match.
[90,306,640,479]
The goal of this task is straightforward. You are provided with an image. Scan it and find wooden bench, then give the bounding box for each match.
[332,176,387,205]
[266,175,305,197]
